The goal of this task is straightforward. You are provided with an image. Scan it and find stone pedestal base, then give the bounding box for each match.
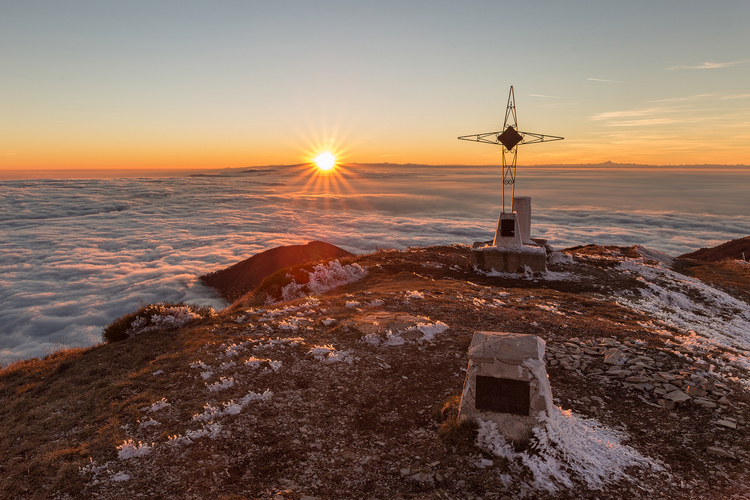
[459,332,553,441]
[470,245,546,273]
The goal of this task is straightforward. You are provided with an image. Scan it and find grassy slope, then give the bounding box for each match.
[1,245,749,500]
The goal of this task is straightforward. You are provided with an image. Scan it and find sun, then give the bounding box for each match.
[313,152,336,172]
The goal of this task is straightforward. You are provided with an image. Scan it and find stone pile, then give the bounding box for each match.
[544,336,742,418]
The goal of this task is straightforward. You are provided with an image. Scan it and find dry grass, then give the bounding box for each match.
[1,243,748,499]
[0,317,225,499]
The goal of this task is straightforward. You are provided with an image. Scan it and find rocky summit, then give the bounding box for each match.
[1,243,749,500]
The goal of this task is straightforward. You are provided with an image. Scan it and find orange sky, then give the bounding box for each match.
[2,2,749,171]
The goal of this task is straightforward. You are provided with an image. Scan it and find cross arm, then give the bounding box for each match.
[458,130,564,147]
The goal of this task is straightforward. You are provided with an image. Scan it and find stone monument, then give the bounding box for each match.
[458,331,553,441]
[458,86,563,274]
[470,198,547,273]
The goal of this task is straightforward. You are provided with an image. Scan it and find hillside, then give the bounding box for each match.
[201,241,354,301]
[679,236,750,262]
[1,244,749,499]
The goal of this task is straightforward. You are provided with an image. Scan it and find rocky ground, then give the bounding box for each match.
[1,244,750,500]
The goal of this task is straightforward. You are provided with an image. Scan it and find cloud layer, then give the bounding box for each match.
[1,165,748,362]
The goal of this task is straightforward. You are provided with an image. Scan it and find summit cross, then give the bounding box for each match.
[458,86,563,213]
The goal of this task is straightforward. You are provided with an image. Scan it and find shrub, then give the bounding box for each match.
[102,302,215,343]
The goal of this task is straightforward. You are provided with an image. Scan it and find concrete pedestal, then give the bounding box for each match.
[458,332,553,441]
[513,196,533,245]
[470,245,546,273]
[471,210,546,274]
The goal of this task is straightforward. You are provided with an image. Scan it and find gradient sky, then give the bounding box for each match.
[1,0,749,170]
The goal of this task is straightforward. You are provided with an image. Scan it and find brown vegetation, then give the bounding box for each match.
[1,244,748,499]
[679,236,750,262]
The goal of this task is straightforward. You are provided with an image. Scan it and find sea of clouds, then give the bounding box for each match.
[1,164,748,362]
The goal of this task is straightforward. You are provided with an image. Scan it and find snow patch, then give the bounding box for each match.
[615,257,750,372]
[477,409,661,492]
[548,251,575,265]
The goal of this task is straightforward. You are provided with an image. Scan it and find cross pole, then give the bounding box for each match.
[458,86,563,213]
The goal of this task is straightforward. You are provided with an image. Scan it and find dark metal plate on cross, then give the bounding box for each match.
[498,127,524,150]
[458,86,563,213]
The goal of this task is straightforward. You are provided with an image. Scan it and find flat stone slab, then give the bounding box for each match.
[706,446,735,458]
[664,390,691,402]
[469,331,545,364]
[716,419,737,429]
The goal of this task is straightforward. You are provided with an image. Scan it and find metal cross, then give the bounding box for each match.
[458,86,563,213]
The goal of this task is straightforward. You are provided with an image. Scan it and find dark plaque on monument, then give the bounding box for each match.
[500,219,515,237]
[475,375,530,416]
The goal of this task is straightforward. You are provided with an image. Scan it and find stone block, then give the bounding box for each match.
[686,386,708,398]
[459,332,552,441]
[604,348,623,364]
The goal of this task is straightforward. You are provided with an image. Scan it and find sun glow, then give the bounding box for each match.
[313,152,337,172]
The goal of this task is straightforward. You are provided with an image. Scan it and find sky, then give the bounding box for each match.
[1,0,749,171]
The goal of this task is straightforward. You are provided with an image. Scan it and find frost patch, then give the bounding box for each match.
[536,304,565,316]
[322,318,336,326]
[117,440,152,460]
[412,321,449,342]
[308,344,352,363]
[206,377,235,392]
[138,418,160,429]
[364,321,448,346]
[477,409,661,492]
[345,301,360,308]
[193,390,273,422]
[146,398,171,413]
[279,261,368,302]
[405,290,424,299]
[222,343,246,357]
[477,267,576,282]
[127,304,211,335]
[112,472,131,482]
[254,337,304,350]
